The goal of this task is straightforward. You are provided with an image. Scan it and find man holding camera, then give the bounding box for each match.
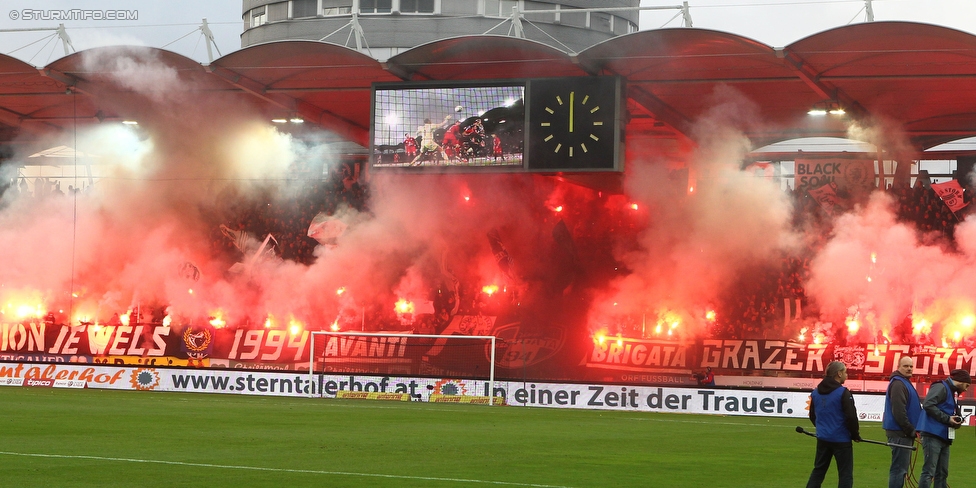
[916,368,971,488]
[694,367,715,386]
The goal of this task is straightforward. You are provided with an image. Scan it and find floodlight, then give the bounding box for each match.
[808,100,845,116]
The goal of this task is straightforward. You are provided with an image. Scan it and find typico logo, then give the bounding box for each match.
[24,378,54,387]
[338,391,370,399]
[432,395,464,403]
[129,368,160,391]
[375,393,409,401]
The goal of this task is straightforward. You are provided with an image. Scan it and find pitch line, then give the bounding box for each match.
[0,451,573,488]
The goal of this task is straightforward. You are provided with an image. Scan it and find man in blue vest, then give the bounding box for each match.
[917,368,970,488]
[884,356,920,488]
[806,360,861,488]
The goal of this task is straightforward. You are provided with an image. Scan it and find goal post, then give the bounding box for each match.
[308,332,497,405]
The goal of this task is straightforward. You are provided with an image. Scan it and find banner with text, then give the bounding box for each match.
[0,362,888,420]
[3,323,976,384]
[795,158,875,196]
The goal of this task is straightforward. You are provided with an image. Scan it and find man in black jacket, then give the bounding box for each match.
[806,360,861,488]
[884,356,920,488]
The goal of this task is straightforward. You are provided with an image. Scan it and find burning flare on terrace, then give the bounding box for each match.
[289,318,303,335]
[395,299,414,315]
[209,312,226,329]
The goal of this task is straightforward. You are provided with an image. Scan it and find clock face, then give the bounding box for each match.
[527,77,620,171]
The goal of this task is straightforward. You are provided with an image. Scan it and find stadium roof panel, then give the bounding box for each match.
[3,22,976,161]
[786,22,976,150]
[0,52,75,143]
[211,40,400,144]
[384,35,586,81]
[579,28,807,145]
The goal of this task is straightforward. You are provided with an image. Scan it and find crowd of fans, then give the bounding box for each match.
[0,165,367,269]
[892,183,959,240]
[709,178,970,341]
[208,160,368,266]
[0,161,970,340]
[0,176,86,203]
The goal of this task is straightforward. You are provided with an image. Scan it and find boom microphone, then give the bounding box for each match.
[795,426,816,437]
[794,426,916,450]
[859,438,916,450]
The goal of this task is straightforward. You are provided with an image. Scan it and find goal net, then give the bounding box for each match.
[308,332,497,404]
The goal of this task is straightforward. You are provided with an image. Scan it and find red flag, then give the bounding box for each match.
[931,180,969,214]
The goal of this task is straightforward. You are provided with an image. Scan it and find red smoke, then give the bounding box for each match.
[2,49,974,351]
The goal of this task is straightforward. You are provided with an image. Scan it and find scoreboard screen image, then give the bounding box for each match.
[370,77,622,172]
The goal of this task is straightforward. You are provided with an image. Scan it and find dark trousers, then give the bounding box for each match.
[806,439,854,488]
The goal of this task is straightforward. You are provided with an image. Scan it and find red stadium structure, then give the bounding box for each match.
[3,23,976,399]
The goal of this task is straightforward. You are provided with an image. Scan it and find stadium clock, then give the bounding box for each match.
[527,76,621,171]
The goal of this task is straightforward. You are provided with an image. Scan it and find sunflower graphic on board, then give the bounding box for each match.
[130,368,160,391]
[432,378,468,396]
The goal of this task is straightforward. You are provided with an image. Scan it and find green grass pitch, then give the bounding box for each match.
[1,387,972,487]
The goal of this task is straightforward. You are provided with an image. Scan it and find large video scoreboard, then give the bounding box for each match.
[370,76,623,173]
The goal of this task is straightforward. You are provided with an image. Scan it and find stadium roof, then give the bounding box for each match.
[3,21,976,165]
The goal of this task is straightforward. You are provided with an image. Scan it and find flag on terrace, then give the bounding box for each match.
[931,180,969,214]
[487,229,515,280]
[219,224,251,254]
[807,182,844,217]
[307,212,347,245]
[221,225,281,274]
[440,253,460,316]
[178,261,201,282]
[251,233,280,263]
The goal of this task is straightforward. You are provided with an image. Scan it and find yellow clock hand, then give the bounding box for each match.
[569,91,574,133]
